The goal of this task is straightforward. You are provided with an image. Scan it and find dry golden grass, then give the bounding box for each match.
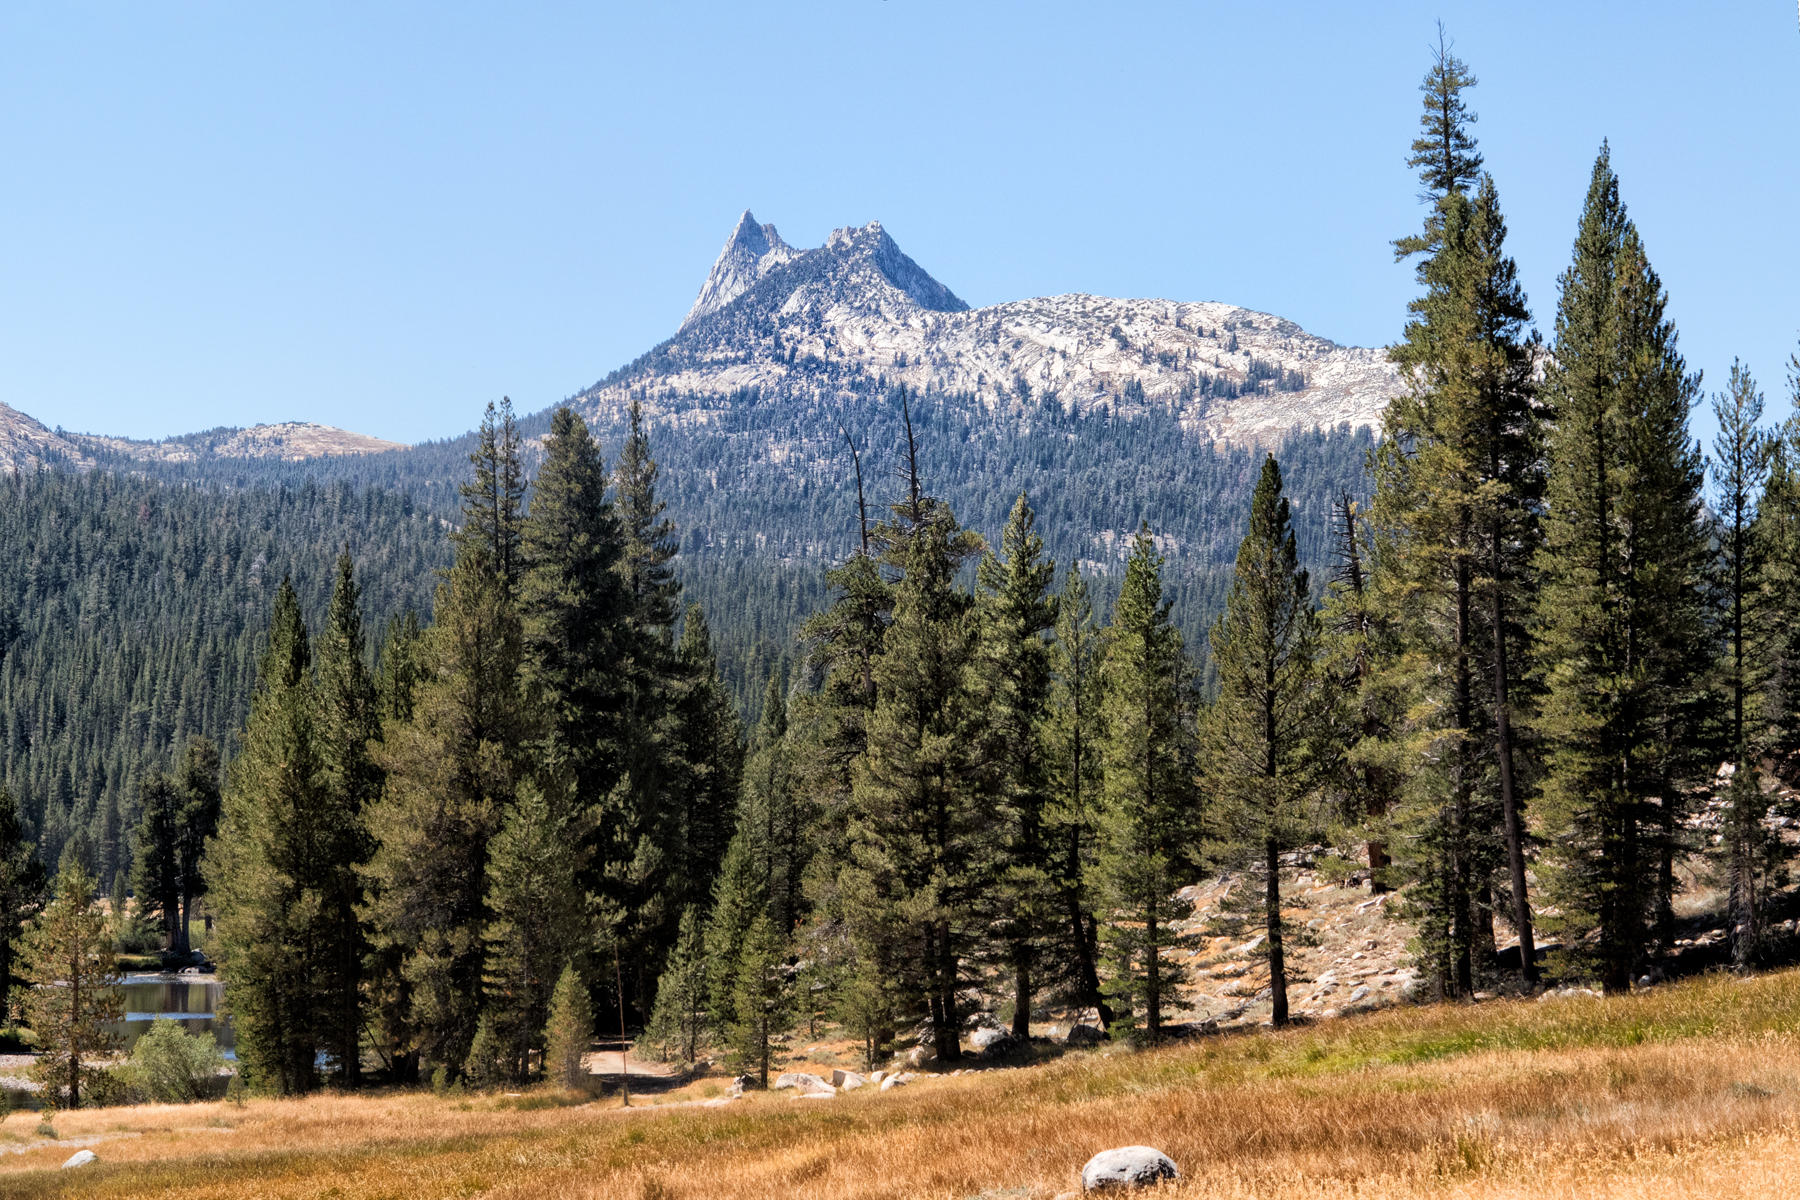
[9,968,1800,1198]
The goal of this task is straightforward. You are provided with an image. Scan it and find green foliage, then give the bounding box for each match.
[0,471,444,876]
[462,1010,506,1091]
[1092,527,1199,1036]
[543,962,594,1090]
[729,914,789,1088]
[974,493,1059,1040]
[122,1018,224,1103]
[18,861,121,1108]
[0,787,45,1012]
[644,906,708,1064]
[482,782,585,1082]
[1205,456,1323,1027]
[1533,146,1712,994]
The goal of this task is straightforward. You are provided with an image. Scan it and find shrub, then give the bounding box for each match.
[122,1019,224,1103]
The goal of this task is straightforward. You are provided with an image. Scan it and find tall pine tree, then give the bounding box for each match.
[1205,457,1321,1028]
[1533,147,1711,994]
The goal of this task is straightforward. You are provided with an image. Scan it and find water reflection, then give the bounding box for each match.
[111,974,234,1056]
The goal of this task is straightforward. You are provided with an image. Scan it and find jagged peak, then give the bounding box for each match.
[682,210,800,328]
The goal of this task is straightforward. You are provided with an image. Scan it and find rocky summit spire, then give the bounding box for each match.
[682,210,800,328]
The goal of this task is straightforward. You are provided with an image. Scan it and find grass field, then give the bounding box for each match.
[7,968,1800,1198]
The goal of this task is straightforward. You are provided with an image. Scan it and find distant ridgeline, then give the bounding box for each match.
[110,383,1376,708]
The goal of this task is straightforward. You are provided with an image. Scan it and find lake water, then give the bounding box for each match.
[112,973,234,1056]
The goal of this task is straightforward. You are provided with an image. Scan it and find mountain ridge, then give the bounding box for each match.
[582,213,1397,447]
[0,401,406,471]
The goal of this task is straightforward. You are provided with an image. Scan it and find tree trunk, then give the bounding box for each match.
[934,921,961,1062]
[1010,943,1030,1041]
[1145,907,1160,1039]
[1265,836,1288,1027]
[1490,515,1537,983]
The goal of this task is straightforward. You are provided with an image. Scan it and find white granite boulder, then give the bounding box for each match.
[1081,1146,1179,1190]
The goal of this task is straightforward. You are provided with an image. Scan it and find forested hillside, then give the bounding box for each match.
[0,471,448,873]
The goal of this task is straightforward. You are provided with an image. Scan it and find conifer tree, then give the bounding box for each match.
[17,862,119,1109]
[365,428,530,1075]
[730,913,789,1089]
[846,510,986,1062]
[609,397,684,1012]
[312,551,381,1084]
[0,787,44,1018]
[132,771,183,952]
[1755,350,1800,772]
[666,605,745,927]
[1092,526,1199,1037]
[481,782,585,1080]
[1205,457,1321,1027]
[543,961,593,1090]
[1377,38,1543,991]
[974,492,1058,1041]
[518,405,631,877]
[1534,147,1711,993]
[376,611,425,725]
[1045,567,1112,1028]
[1711,361,1775,966]
[206,578,322,1093]
[458,398,527,598]
[172,737,221,954]
[1395,24,1483,265]
[645,905,708,1064]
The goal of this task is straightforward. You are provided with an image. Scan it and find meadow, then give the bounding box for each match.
[5,968,1800,1198]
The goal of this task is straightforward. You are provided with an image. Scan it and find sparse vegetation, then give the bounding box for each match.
[4,969,1800,1196]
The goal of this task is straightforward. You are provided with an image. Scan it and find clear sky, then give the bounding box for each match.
[2,2,1795,444]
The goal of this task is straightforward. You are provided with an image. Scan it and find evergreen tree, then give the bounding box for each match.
[365,430,530,1075]
[1395,24,1483,264]
[481,782,585,1080]
[1533,147,1712,993]
[974,492,1058,1041]
[0,787,45,1025]
[1205,457,1322,1027]
[19,862,121,1108]
[205,578,322,1093]
[729,913,789,1089]
[1092,526,1199,1037]
[1756,348,1800,774]
[543,961,594,1090]
[457,398,527,598]
[131,771,183,952]
[172,737,222,955]
[609,397,685,1014]
[311,551,381,1084]
[518,405,631,891]
[846,510,986,1062]
[1317,498,1404,891]
[666,606,745,927]
[1711,360,1775,966]
[1377,38,1543,990]
[1045,567,1112,1028]
[645,905,708,1064]
[376,611,425,725]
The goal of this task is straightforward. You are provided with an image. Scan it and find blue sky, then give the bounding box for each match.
[2,2,1795,444]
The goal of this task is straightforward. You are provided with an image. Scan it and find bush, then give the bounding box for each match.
[120,1019,224,1103]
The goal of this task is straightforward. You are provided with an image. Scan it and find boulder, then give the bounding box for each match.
[904,1044,937,1069]
[1064,1024,1106,1047]
[832,1069,867,1090]
[62,1150,97,1169]
[1081,1146,1179,1191]
[868,1070,887,1084]
[773,1072,834,1095]
[879,1072,914,1092]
